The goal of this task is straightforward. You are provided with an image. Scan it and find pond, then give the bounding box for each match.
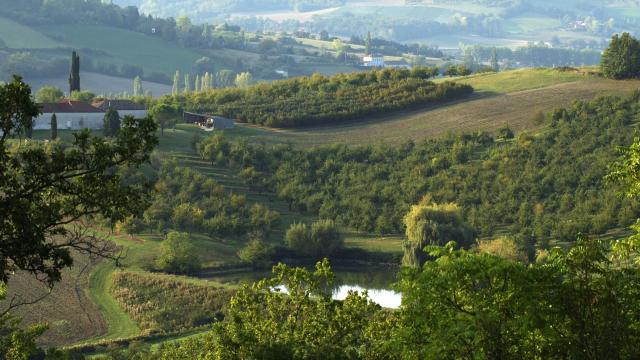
[205,265,402,309]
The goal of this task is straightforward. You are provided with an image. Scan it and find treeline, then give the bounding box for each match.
[234,12,501,42]
[159,68,472,128]
[139,0,345,16]
[195,92,640,249]
[0,0,244,49]
[348,35,444,58]
[464,44,602,68]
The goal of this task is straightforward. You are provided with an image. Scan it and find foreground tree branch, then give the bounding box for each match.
[0,75,158,287]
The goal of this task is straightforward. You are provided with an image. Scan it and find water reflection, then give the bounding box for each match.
[333,285,401,309]
[205,265,402,309]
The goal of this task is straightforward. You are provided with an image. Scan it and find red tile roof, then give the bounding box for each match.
[39,100,104,114]
[91,99,147,111]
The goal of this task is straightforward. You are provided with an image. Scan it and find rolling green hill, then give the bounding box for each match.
[0,18,61,49]
[37,24,204,75]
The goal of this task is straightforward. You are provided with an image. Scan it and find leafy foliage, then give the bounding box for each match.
[0,76,157,285]
[149,103,178,136]
[160,259,393,359]
[103,108,121,137]
[237,236,274,268]
[161,68,472,128]
[285,220,344,258]
[155,231,201,274]
[198,91,640,245]
[393,236,640,359]
[34,86,63,103]
[601,33,640,79]
[143,160,280,238]
[402,198,476,267]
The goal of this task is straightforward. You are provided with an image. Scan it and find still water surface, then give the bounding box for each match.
[205,266,402,309]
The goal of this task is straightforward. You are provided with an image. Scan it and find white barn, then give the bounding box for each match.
[92,99,148,118]
[34,100,105,130]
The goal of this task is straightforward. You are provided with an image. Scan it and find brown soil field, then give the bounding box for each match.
[2,253,108,347]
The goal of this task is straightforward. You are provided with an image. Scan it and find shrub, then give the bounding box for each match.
[476,237,528,263]
[237,233,274,268]
[286,220,343,258]
[155,231,201,274]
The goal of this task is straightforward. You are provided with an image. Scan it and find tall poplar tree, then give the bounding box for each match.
[184,74,191,93]
[172,70,180,96]
[133,76,143,97]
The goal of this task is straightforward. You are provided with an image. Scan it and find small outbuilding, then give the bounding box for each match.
[183,111,235,131]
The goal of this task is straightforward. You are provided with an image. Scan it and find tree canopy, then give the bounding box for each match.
[0,75,157,286]
[601,33,640,79]
[34,86,64,103]
[402,198,476,267]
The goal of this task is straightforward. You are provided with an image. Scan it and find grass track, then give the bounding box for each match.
[84,262,140,343]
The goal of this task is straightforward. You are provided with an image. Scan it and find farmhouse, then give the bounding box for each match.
[362,55,385,67]
[92,99,148,118]
[183,111,235,130]
[34,100,104,130]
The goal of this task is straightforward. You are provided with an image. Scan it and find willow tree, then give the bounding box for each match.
[402,197,476,267]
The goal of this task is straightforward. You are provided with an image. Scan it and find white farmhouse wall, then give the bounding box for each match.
[34,113,105,130]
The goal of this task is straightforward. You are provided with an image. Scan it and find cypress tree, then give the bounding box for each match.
[50,113,57,140]
[68,51,80,94]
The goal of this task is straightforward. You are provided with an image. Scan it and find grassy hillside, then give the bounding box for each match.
[220,69,640,147]
[37,24,203,75]
[442,68,592,94]
[0,18,61,48]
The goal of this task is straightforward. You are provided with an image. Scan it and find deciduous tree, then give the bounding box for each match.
[0,76,158,288]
